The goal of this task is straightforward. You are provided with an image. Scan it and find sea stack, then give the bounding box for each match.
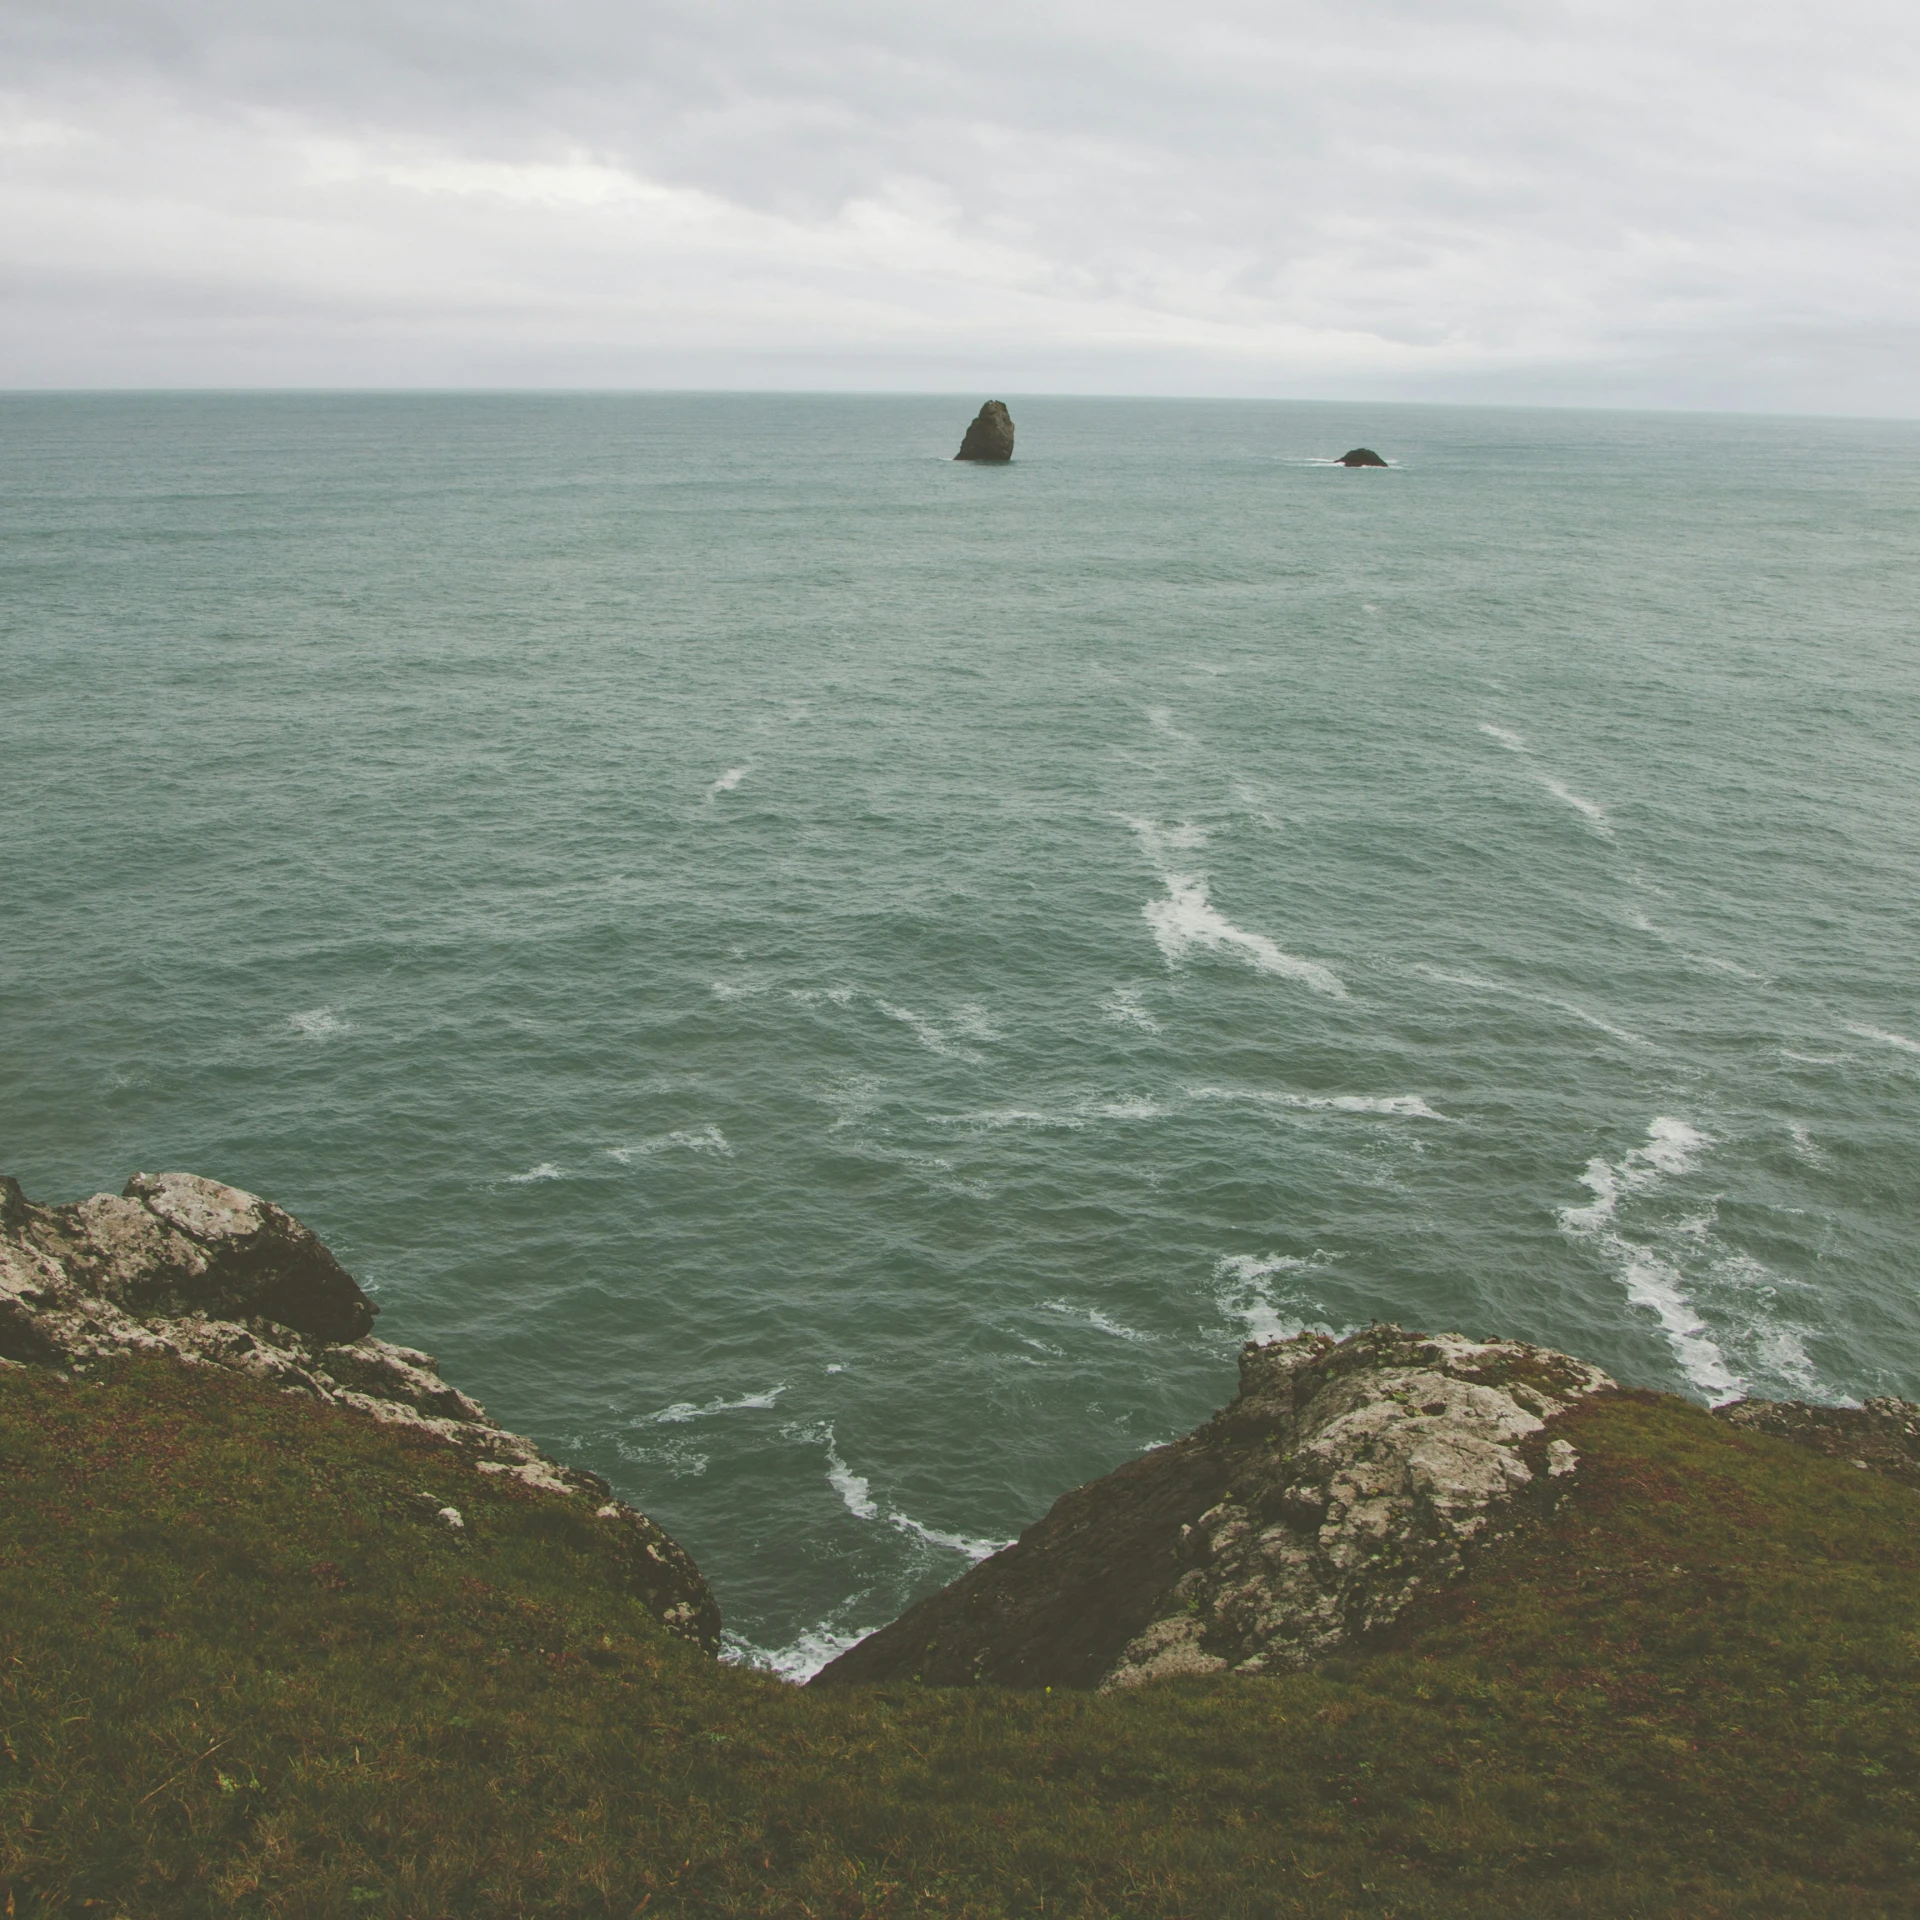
[1338,447,1388,467]
[955,401,1015,462]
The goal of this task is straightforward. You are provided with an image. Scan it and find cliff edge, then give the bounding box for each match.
[0,1170,719,1652]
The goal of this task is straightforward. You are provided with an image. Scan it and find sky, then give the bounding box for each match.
[3,0,1918,411]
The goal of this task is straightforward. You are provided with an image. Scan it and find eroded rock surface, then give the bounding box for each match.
[0,1171,719,1652]
[955,401,1015,462]
[814,1324,1611,1691]
[1715,1393,1920,1490]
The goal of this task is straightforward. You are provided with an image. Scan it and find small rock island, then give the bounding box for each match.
[955,401,1015,462]
[1338,447,1388,467]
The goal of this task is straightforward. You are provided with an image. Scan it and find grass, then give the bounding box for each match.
[2,1360,1917,1917]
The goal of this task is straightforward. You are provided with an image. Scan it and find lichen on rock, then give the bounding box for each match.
[0,1171,720,1652]
[814,1324,1612,1691]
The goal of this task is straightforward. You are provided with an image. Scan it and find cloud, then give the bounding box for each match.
[2,0,1918,407]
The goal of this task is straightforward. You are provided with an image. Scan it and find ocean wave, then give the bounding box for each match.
[606,1125,733,1164]
[706,765,749,798]
[1846,1022,1920,1055]
[1478,722,1528,753]
[648,1386,786,1425]
[1414,965,1651,1050]
[1102,986,1163,1032]
[934,1108,1084,1131]
[874,999,986,1061]
[721,1620,876,1684]
[506,1162,566,1184]
[1539,776,1612,836]
[1212,1252,1332,1343]
[287,1007,349,1038]
[1042,1298,1153,1343]
[1190,1086,1448,1121]
[1557,1118,1737,1400]
[1125,818,1347,997]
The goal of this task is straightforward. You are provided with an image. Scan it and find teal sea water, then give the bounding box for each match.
[6,393,1919,1673]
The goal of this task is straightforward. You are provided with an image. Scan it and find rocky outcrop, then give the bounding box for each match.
[814,1325,1611,1691]
[0,1171,719,1653]
[955,401,1015,462]
[1715,1393,1920,1490]
[1338,447,1388,467]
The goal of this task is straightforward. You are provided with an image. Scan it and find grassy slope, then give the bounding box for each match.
[1,1361,1916,1918]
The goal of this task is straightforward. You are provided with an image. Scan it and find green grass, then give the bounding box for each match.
[2,1362,1917,1917]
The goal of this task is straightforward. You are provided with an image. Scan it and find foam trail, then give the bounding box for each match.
[1103,986,1162,1032]
[1616,1245,1740,1403]
[1414,965,1652,1051]
[1846,1023,1920,1055]
[1042,1298,1152,1343]
[706,765,749,798]
[887,1512,1012,1562]
[1478,723,1528,753]
[507,1162,565,1183]
[1190,1087,1447,1120]
[288,1008,349,1038]
[1213,1253,1316,1342]
[650,1386,786,1425]
[606,1125,733,1164]
[1558,1117,1735,1400]
[820,1427,877,1520]
[722,1622,876,1684]
[875,999,982,1061]
[1539,776,1612,835]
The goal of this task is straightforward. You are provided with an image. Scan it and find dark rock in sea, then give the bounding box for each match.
[1337,447,1388,467]
[813,1324,1613,1691]
[955,401,1015,463]
[0,1170,721,1652]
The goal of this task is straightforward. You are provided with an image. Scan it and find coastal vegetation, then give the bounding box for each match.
[3,1355,1915,1917]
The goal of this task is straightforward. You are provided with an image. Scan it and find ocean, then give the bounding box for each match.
[5,391,1919,1674]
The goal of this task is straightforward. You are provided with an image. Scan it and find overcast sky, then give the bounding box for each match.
[4,0,1917,410]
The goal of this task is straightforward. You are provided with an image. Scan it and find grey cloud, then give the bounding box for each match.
[2,0,1917,405]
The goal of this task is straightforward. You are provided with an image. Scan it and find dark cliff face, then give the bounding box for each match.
[814,1326,1616,1691]
[0,1169,721,1654]
[955,401,1015,462]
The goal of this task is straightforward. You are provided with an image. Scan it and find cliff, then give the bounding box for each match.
[0,1169,718,1653]
[4,1172,1918,1915]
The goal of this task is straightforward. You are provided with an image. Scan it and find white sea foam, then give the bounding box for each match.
[887,1511,1012,1562]
[1144,705,1194,742]
[722,1621,877,1684]
[1213,1252,1321,1342]
[1478,723,1528,753]
[606,1125,733,1164]
[1539,776,1612,836]
[506,1162,566,1183]
[936,1108,1084,1132]
[706,765,749,798]
[1127,817,1347,997]
[288,1007,349,1038]
[1846,1022,1920,1055]
[1093,1098,1164,1120]
[874,999,984,1061]
[1558,1117,1738,1400]
[1190,1087,1447,1120]
[814,1426,877,1520]
[1414,965,1652,1050]
[1042,1298,1152,1343]
[649,1386,786,1425]
[1103,986,1162,1032]
[1788,1122,1830,1167]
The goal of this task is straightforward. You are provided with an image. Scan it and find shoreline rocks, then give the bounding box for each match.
[955,401,1015,462]
[815,1325,1613,1691]
[0,1171,719,1652]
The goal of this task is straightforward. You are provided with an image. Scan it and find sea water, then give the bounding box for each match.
[5,392,1919,1674]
